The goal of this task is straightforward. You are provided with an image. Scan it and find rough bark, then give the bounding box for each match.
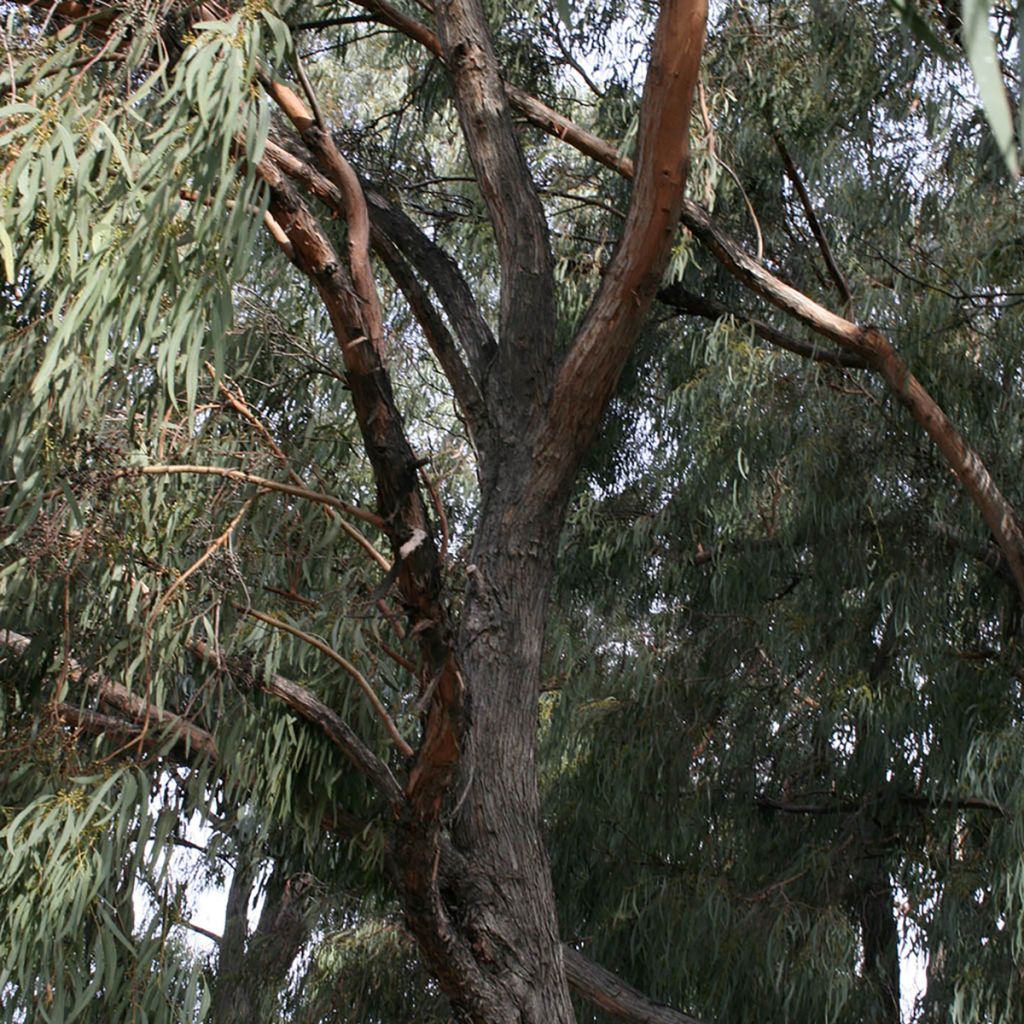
[563,948,706,1024]
[389,2,706,1019]
[435,0,558,424]
[436,495,573,1023]
[856,866,901,1024]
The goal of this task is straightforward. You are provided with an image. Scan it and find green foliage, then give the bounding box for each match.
[0,762,210,1022]
[292,913,450,1022]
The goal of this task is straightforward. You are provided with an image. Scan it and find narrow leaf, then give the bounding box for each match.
[961,0,1020,177]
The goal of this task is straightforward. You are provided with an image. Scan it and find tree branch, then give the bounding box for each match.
[188,640,406,813]
[54,703,147,747]
[658,283,866,368]
[262,140,494,423]
[365,187,497,384]
[237,605,413,758]
[562,947,707,1024]
[128,463,383,529]
[209,367,392,571]
[755,792,1006,816]
[771,131,852,307]
[434,0,556,411]
[262,76,387,361]
[535,0,707,503]
[674,204,1024,601]
[2,629,407,830]
[369,217,486,440]
[255,150,463,841]
[0,630,218,760]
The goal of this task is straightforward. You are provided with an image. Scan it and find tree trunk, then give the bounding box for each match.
[256,4,705,1019]
[210,858,314,1024]
[398,461,576,1023]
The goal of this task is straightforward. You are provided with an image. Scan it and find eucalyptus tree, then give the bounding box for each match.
[2,1,1024,1023]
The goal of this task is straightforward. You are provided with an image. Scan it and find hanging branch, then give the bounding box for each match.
[262,141,493,408]
[0,630,410,821]
[0,630,218,759]
[209,367,392,572]
[261,74,386,360]
[678,202,1024,603]
[126,464,383,528]
[262,138,493,425]
[238,605,413,757]
[188,639,406,810]
[364,187,497,383]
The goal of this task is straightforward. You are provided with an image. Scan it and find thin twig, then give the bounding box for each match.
[696,80,716,208]
[376,638,418,674]
[151,497,256,618]
[239,605,413,757]
[175,918,223,945]
[417,465,448,563]
[129,464,384,529]
[208,366,392,571]
[293,51,326,130]
[717,156,763,261]
[772,131,852,307]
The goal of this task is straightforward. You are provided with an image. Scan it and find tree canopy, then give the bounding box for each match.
[3,1,1024,1022]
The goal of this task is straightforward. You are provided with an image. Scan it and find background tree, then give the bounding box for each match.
[3,1,1024,1023]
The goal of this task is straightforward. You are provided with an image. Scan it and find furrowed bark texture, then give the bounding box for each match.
[442,502,573,1023]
